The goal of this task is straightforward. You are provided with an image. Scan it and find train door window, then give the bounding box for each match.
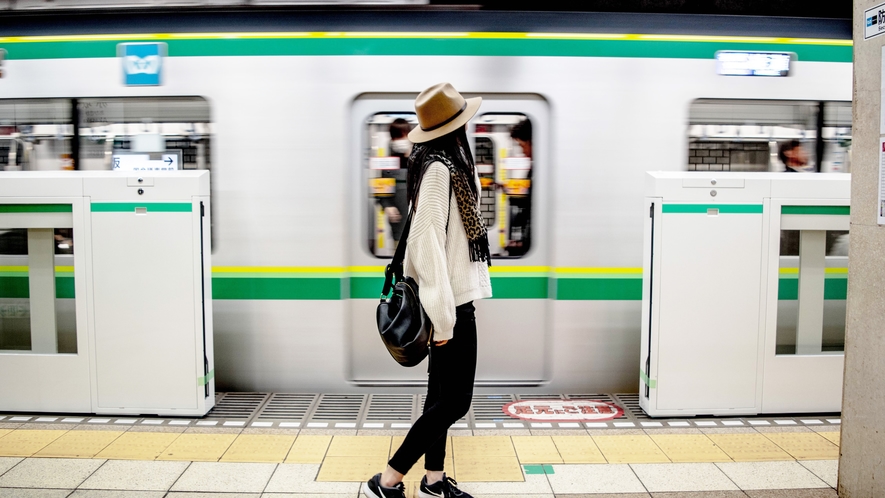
[364,113,418,257]
[687,99,852,173]
[363,112,533,259]
[0,99,72,171]
[1,97,211,173]
[77,97,212,173]
[474,113,532,258]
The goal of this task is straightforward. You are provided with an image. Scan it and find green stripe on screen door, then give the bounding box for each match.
[662,204,764,214]
[91,202,192,212]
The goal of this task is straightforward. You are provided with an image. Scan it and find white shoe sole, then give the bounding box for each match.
[417,488,444,498]
[362,481,382,498]
[421,484,476,498]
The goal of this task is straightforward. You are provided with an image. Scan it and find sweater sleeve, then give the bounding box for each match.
[408,162,456,341]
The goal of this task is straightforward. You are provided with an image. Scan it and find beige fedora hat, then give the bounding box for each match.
[408,83,481,143]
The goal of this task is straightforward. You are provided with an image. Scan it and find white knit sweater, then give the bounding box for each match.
[404,161,493,341]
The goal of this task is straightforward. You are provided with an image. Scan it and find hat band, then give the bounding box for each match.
[421,102,468,133]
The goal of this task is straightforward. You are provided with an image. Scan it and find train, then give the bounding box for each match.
[0,8,853,395]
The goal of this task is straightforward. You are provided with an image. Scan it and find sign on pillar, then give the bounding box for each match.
[879,138,885,225]
[880,44,885,225]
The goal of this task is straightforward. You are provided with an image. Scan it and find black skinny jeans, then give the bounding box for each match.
[388,301,477,474]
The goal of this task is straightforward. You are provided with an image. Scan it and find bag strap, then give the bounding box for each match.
[381,169,453,299]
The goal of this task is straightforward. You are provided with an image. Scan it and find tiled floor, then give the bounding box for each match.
[0,413,842,497]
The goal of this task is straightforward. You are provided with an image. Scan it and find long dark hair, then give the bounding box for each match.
[406,125,476,207]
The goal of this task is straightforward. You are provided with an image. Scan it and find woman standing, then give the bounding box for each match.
[363,83,492,498]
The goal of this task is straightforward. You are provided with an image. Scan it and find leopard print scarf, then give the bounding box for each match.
[425,152,491,266]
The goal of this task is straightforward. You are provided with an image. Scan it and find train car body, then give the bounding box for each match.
[0,10,853,395]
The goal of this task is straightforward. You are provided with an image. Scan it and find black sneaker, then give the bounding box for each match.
[418,473,473,498]
[363,473,406,498]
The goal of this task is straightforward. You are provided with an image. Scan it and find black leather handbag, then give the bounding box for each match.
[376,208,433,367]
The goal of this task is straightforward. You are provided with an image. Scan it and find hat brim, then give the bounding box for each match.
[408,96,482,144]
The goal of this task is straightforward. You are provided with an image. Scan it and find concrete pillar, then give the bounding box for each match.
[840,3,885,495]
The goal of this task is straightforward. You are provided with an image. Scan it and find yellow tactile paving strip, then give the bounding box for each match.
[512,436,563,464]
[35,430,124,458]
[96,432,181,460]
[592,434,670,463]
[0,426,843,482]
[327,435,391,458]
[706,433,793,461]
[0,430,67,457]
[648,434,732,463]
[285,434,331,464]
[221,434,297,463]
[818,431,841,446]
[761,432,840,460]
[318,456,389,481]
[156,433,238,461]
[455,455,524,482]
[316,436,392,481]
[551,435,606,464]
[452,436,523,482]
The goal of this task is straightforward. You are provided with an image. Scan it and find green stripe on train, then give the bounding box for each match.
[778,278,848,300]
[212,277,342,300]
[0,277,75,299]
[0,275,849,301]
[347,276,549,300]
[1,38,852,63]
[782,205,850,215]
[227,275,847,300]
[556,277,643,300]
[348,276,548,300]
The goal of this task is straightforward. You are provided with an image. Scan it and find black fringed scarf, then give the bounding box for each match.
[424,151,492,266]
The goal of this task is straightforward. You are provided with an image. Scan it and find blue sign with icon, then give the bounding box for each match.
[119,43,165,86]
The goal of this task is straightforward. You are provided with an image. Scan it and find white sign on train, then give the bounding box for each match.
[112,152,180,172]
[504,157,531,170]
[502,399,624,422]
[865,3,885,40]
[369,157,401,170]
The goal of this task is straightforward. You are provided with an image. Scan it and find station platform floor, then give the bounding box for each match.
[0,393,842,498]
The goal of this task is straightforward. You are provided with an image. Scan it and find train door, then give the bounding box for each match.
[349,94,550,386]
